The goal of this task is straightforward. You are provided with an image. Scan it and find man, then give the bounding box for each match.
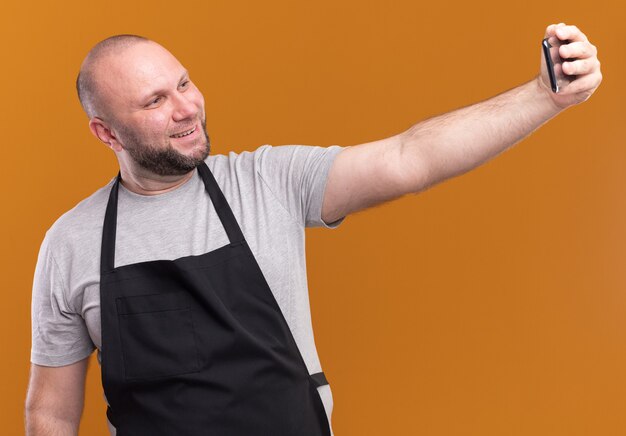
[25,22,601,435]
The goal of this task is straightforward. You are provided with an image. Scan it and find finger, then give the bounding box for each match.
[562,57,600,76]
[561,70,603,95]
[547,34,561,47]
[544,22,566,37]
[559,41,598,60]
[556,24,588,43]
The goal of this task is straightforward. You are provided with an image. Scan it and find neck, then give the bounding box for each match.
[118,162,196,196]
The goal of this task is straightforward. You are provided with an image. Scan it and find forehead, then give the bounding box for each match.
[95,41,186,105]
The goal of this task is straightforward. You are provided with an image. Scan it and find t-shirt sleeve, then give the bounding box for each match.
[30,232,95,366]
[255,144,347,229]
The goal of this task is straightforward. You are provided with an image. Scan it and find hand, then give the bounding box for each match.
[537,23,602,109]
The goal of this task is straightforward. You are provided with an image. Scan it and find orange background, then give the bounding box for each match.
[2,0,625,434]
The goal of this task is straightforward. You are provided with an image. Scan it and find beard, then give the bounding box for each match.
[117,118,211,176]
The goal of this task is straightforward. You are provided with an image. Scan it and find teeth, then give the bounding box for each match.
[172,127,195,138]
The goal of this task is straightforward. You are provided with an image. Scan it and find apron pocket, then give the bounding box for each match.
[116,292,200,380]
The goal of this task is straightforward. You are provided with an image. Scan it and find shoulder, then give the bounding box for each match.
[44,177,116,256]
[206,144,345,176]
[205,144,271,172]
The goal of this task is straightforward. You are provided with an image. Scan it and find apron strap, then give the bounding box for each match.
[196,161,245,244]
[101,172,121,274]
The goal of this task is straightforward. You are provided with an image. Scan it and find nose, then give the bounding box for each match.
[171,91,197,122]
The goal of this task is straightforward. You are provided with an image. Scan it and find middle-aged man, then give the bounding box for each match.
[26,22,601,436]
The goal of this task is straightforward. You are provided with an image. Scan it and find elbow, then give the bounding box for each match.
[397,130,436,194]
[25,400,81,436]
[25,411,80,436]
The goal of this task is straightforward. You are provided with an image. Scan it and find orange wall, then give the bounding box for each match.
[2,0,625,434]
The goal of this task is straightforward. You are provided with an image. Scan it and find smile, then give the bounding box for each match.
[170,126,196,138]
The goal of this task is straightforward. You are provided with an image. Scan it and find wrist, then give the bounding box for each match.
[533,74,567,115]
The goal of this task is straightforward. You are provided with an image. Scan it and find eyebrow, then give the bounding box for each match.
[138,70,189,104]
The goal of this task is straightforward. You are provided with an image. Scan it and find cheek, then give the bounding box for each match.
[190,86,206,110]
[139,113,170,136]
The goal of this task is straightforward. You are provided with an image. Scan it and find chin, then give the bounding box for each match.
[188,141,211,163]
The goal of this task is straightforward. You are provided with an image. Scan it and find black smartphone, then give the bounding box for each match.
[542,36,574,93]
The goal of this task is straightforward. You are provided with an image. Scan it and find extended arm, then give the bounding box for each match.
[25,358,89,436]
[322,23,602,223]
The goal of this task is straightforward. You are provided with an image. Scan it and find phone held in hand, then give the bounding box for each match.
[542,36,574,93]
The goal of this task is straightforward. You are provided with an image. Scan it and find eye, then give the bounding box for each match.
[145,96,163,107]
[179,80,190,89]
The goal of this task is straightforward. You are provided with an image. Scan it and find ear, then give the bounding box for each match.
[88,117,124,153]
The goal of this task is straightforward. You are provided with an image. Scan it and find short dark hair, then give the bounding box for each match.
[76,34,149,119]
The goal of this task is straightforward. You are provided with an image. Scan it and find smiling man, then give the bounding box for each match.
[26,23,601,436]
[81,36,211,184]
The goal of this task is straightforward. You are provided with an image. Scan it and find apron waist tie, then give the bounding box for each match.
[310,372,329,388]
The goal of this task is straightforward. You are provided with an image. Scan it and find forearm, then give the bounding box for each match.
[399,76,563,192]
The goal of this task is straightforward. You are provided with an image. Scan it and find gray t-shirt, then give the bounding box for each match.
[31,144,345,435]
